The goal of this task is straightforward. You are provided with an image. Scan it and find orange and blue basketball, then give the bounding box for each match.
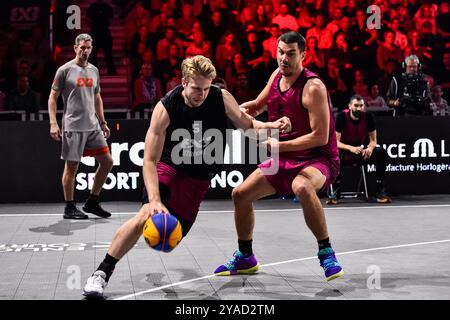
[143,212,183,252]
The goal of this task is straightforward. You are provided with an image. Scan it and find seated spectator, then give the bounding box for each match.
[349,12,379,73]
[430,85,450,116]
[225,52,249,93]
[303,0,327,17]
[306,14,333,50]
[413,3,437,35]
[303,36,325,74]
[390,18,409,52]
[377,59,398,97]
[338,16,352,40]
[352,69,369,99]
[396,5,413,34]
[327,95,391,205]
[240,6,253,27]
[366,84,388,109]
[164,0,177,17]
[212,76,227,90]
[176,4,196,39]
[343,0,356,17]
[329,31,352,70]
[376,30,403,72]
[252,4,270,37]
[249,50,277,92]
[156,27,184,61]
[215,32,241,74]
[326,7,343,36]
[133,63,162,112]
[156,43,183,91]
[30,26,51,61]
[296,4,314,34]
[18,40,45,92]
[185,31,207,57]
[185,21,203,42]
[166,69,182,93]
[321,57,348,111]
[150,11,168,35]
[328,31,353,85]
[130,25,156,59]
[201,41,213,60]
[5,75,40,114]
[272,2,299,32]
[433,51,450,99]
[201,9,226,52]
[263,23,280,59]
[436,2,450,37]
[241,31,263,69]
[263,2,275,21]
[125,2,150,45]
[233,72,256,105]
[130,48,155,92]
[404,30,432,66]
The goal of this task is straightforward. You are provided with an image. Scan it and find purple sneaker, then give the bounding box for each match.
[318,247,344,281]
[214,250,260,276]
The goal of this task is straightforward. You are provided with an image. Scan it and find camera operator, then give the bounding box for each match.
[386,55,431,116]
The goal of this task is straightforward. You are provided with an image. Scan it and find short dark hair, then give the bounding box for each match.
[349,94,364,104]
[278,31,306,52]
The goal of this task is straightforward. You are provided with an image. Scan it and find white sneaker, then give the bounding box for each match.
[83,270,107,298]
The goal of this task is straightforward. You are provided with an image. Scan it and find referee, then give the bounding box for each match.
[48,33,113,219]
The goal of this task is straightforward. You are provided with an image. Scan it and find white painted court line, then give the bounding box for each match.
[1,204,450,217]
[114,238,450,300]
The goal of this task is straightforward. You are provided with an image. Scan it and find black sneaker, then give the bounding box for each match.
[83,200,111,218]
[64,206,89,220]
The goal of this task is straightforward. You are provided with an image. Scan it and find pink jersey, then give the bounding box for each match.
[266,68,339,162]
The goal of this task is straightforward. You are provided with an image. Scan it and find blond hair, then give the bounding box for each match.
[181,55,216,81]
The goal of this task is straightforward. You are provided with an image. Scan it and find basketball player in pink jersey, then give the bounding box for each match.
[215,31,344,281]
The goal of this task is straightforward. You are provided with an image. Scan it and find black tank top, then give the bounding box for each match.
[159,85,227,179]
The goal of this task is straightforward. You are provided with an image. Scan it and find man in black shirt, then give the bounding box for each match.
[82,55,291,299]
[386,55,431,116]
[327,95,391,204]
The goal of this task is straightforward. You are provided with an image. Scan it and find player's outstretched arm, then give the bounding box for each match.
[222,88,291,136]
[143,102,170,215]
[239,68,279,117]
[278,78,329,152]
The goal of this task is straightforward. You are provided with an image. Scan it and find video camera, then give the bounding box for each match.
[398,65,430,115]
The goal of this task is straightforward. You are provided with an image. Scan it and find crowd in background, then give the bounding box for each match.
[0,0,448,116]
[124,0,449,115]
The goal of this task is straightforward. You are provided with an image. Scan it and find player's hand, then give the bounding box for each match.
[261,136,279,152]
[102,124,111,139]
[144,200,169,218]
[50,123,61,141]
[240,105,258,117]
[272,116,292,133]
[350,146,363,155]
[362,148,373,160]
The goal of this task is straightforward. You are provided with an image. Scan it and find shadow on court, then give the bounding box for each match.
[29,218,108,236]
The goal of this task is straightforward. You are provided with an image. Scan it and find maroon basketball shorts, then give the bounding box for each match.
[142,162,210,236]
[258,156,339,196]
